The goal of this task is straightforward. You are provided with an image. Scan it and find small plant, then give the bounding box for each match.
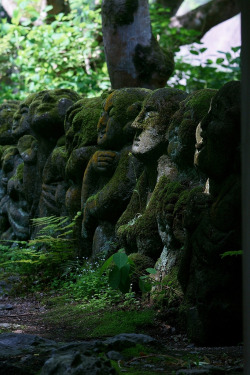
[0,212,81,284]
[99,249,157,294]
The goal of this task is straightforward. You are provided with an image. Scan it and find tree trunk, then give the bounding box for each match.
[102,0,174,90]
[170,0,240,40]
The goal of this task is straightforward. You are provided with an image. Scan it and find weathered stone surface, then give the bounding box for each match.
[40,351,117,375]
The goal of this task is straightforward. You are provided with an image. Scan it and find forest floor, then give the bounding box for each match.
[0,292,244,374]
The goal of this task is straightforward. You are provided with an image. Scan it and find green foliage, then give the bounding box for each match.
[0,1,240,102]
[169,45,241,92]
[149,2,241,92]
[0,213,81,282]
[100,249,157,294]
[0,2,110,102]
[44,300,155,339]
[221,250,243,258]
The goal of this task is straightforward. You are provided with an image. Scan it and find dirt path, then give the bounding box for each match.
[0,294,50,337]
[0,293,244,374]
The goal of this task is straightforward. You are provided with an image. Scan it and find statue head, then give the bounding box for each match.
[97,88,151,150]
[65,95,107,155]
[167,89,217,170]
[29,89,81,138]
[131,87,187,162]
[12,93,37,139]
[0,100,20,145]
[194,81,241,181]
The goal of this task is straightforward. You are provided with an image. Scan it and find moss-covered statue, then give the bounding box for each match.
[178,81,242,345]
[27,89,81,224]
[64,95,109,220]
[154,89,217,279]
[0,144,30,240]
[116,88,188,260]
[0,100,20,145]
[81,88,150,256]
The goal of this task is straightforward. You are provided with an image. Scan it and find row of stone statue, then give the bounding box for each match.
[0,81,241,345]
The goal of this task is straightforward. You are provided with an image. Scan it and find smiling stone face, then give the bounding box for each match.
[29,89,80,137]
[131,88,188,162]
[194,81,241,181]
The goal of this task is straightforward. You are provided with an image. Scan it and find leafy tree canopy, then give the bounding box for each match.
[0,0,241,103]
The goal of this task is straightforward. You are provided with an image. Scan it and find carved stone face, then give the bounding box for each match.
[0,101,19,145]
[29,89,80,137]
[65,96,105,154]
[12,94,36,138]
[97,92,124,149]
[97,88,151,150]
[167,89,217,170]
[194,81,241,181]
[131,88,188,161]
[131,93,164,159]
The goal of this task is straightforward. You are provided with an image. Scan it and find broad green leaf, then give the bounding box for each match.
[113,252,128,269]
[146,267,157,275]
[98,254,114,275]
[109,266,121,289]
[139,278,152,293]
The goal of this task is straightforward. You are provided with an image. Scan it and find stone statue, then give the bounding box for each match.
[179,81,242,345]
[0,144,30,240]
[116,87,188,260]
[12,93,37,140]
[0,100,20,145]
[64,95,109,219]
[155,88,217,276]
[28,89,81,230]
[81,88,150,256]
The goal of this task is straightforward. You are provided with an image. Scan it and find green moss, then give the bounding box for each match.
[17,135,36,153]
[0,145,10,163]
[10,162,24,182]
[103,88,151,128]
[72,96,104,146]
[1,146,18,163]
[44,302,155,340]
[167,89,217,170]
[174,186,203,215]
[51,145,67,164]
[116,171,148,229]
[117,176,183,256]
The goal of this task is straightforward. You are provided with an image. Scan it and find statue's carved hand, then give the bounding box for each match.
[91,151,118,173]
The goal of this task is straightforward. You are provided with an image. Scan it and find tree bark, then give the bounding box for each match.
[170,0,240,40]
[102,0,174,90]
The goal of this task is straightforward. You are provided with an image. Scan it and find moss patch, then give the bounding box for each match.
[43,301,155,340]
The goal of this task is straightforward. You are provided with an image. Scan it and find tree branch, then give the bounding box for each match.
[170,0,240,41]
